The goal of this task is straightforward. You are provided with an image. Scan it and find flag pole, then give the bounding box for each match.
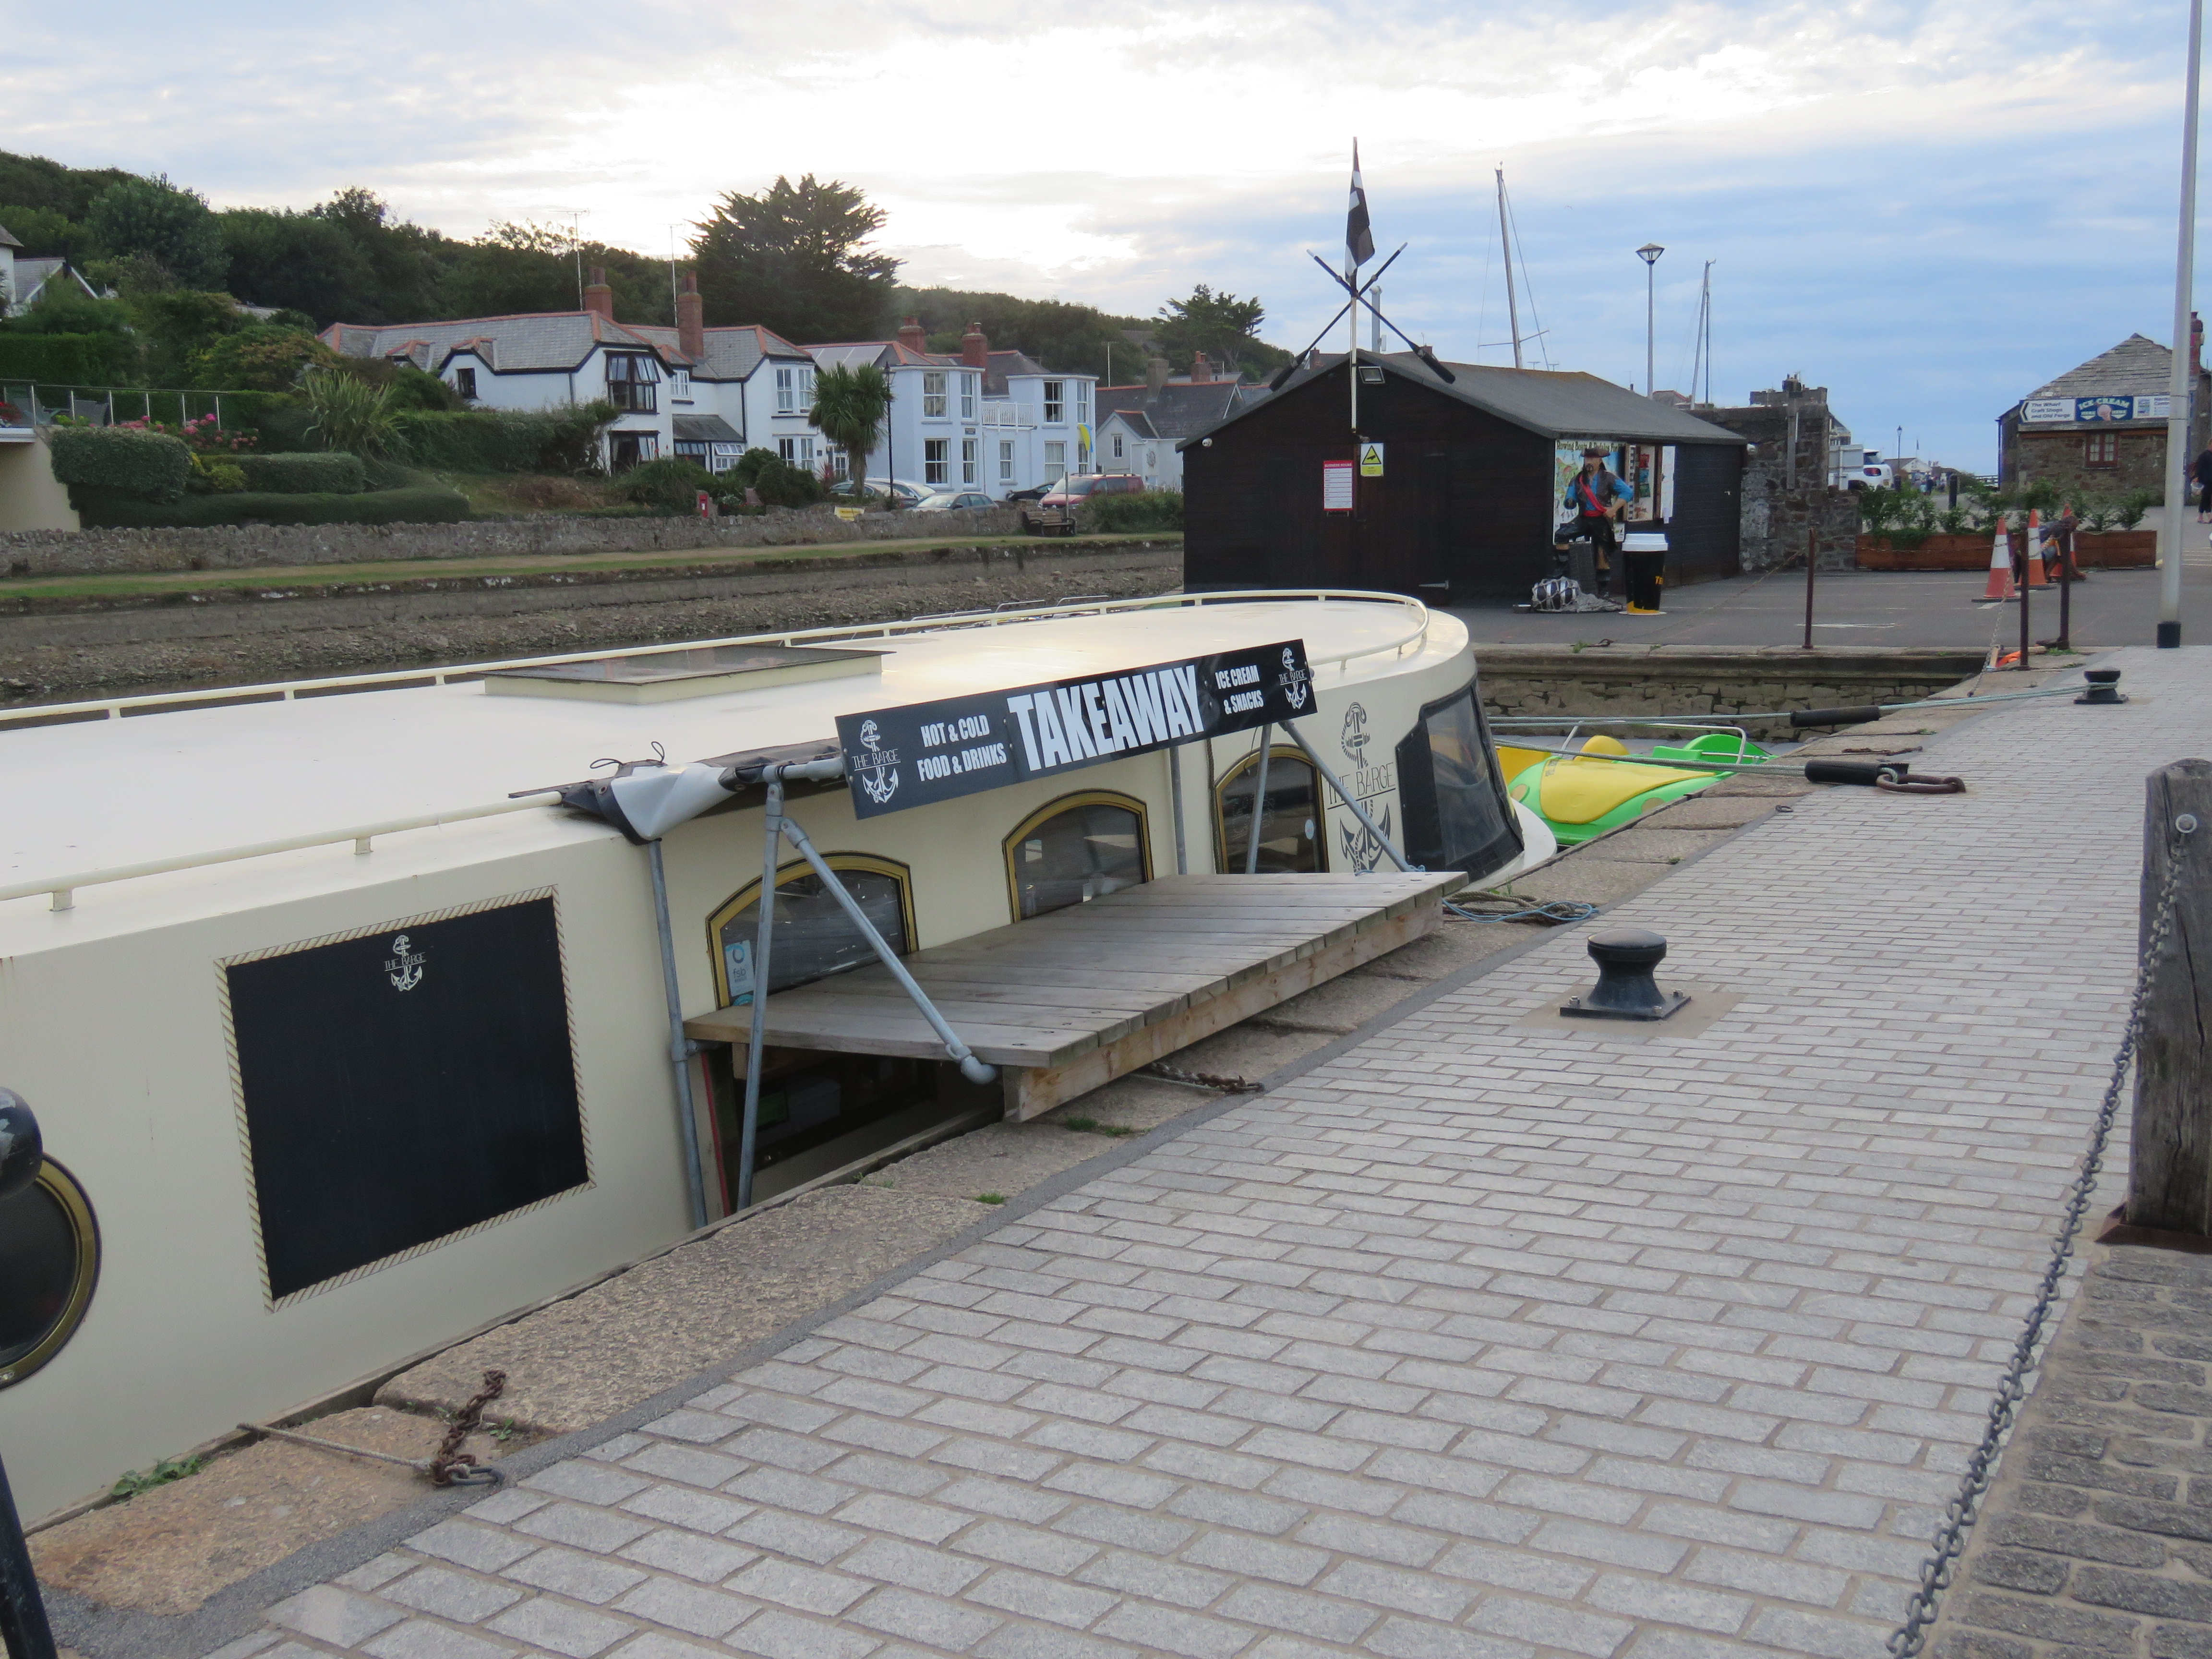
[2162,0,2204,648]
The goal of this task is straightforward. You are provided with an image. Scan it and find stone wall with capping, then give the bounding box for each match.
[0,505,1029,578]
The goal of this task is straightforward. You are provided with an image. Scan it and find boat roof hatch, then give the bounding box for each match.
[484,644,889,705]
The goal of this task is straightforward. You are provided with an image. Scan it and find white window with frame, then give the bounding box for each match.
[925,438,950,484]
[998,440,1015,483]
[801,435,816,469]
[778,437,798,463]
[1111,431,1124,460]
[1044,440,1066,475]
[961,375,976,420]
[1077,382,1091,426]
[800,367,816,403]
[1043,380,1064,423]
[453,366,478,400]
[923,371,948,419]
[671,369,692,401]
[962,438,978,484]
[775,368,796,413]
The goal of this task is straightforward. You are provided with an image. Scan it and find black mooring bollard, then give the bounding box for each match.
[1561,928,1692,1022]
[2077,669,2128,706]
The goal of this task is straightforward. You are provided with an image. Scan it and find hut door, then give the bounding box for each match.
[1415,452,1453,594]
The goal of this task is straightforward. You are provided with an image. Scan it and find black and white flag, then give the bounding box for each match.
[1346,142,1374,267]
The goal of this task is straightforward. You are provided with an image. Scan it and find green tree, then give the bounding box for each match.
[693,175,899,343]
[219,207,381,325]
[1153,284,1287,377]
[308,188,449,322]
[187,323,339,391]
[85,176,227,289]
[893,287,1142,382]
[808,363,892,494]
[437,221,672,324]
[0,204,90,261]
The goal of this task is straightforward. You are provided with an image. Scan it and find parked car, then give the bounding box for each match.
[1021,472,1147,535]
[1005,478,1061,504]
[828,478,931,505]
[912,490,997,513]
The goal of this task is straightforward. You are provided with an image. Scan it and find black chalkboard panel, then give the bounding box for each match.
[228,895,589,1300]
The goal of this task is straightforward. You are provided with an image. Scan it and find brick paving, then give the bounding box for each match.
[216,648,2198,1659]
[1930,1245,2212,1659]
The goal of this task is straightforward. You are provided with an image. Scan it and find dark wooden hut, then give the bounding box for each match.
[1181,351,1750,601]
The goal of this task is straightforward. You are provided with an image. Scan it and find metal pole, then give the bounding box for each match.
[0,1446,56,1659]
[2163,0,2204,648]
[775,815,997,1084]
[1243,729,1274,875]
[2019,514,2033,669]
[1348,263,1359,436]
[1803,526,1817,649]
[1497,168,1524,370]
[1282,720,1419,873]
[2056,520,2076,652]
[735,776,784,1212]
[646,840,709,1229]
[1168,745,1188,875]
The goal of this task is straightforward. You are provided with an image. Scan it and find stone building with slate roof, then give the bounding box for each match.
[1998,325,2211,495]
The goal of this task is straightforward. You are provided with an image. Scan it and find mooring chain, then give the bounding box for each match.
[1887,813,2197,1657]
[1142,1062,1263,1094]
[427,1368,508,1488]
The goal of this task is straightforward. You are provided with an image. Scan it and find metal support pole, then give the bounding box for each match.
[2163,0,2205,649]
[0,1447,56,1659]
[2056,522,2076,652]
[1282,720,1419,873]
[647,839,709,1230]
[2019,517,2033,670]
[1167,745,1188,875]
[1803,527,1817,650]
[735,776,784,1213]
[775,815,997,1085]
[1243,728,1274,875]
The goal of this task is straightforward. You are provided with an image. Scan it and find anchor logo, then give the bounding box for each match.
[384,932,426,992]
[1341,702,1370,766]
[1280,647,1311,712]
[1338,805,1394,875]
[854,718,902,806]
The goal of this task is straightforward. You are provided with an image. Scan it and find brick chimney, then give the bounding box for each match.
[583,265,614,322]
[961,321,989,370]
[676,273,704,360]
[1190,351,1213,385]
[2193,311,2203,376]
[896,315,927,354]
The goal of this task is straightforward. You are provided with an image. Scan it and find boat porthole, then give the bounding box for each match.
[0,1159,100,1388]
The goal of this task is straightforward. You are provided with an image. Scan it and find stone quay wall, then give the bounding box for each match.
[0,504,1029,578]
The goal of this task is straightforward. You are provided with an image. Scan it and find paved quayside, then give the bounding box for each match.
[221,647,2200,1659]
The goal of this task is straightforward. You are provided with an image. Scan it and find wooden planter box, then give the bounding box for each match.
[1855,530,2156,571]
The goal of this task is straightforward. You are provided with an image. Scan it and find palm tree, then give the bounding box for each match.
[809,363,892,501]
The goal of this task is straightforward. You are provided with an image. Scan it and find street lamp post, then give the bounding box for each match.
[1636,244,1664,397]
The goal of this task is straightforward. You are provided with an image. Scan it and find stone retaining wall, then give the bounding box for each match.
[0,504,1027,577]
[1476,644,1988,737]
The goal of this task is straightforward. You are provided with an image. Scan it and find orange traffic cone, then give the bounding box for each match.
[1982,524,2016,601]
[2024,509,2053,587]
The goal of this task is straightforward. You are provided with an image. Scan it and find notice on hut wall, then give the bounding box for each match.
[1322,459,1354,511]
[838,639,1315,818]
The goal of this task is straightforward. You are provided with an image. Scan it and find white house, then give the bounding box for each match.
[805,320,1096,498]
[1093,358,1269,491]
[324,281,1096,495]
[0,222,106,318]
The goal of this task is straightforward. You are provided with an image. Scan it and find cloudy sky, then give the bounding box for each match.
[9,0,2203,469]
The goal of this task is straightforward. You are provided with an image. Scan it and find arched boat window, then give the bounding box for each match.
[1396,682,1522,880]
[1005,793,1150,920]
[709,857,914,1007]
[0,1158,99,1389]
[1216,747,1326,873]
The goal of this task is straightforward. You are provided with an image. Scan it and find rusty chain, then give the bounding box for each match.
[1141,1062,1262,1094]
[428,1369,508,1487]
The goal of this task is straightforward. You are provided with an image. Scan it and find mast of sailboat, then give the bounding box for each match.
[1496,168,1524,370]
[1693,260,1714,405]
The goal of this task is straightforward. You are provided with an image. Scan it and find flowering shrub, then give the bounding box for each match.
[118,413,256,455]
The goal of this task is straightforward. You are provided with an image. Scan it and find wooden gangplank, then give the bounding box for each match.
[685,872,1465,1119]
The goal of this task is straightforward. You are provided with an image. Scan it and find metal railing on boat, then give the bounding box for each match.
[0,591,1438,913]
[0,589,1432,733]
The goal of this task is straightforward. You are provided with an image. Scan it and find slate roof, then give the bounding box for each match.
[805,341,960,372]
[321,311,679,375]
[1184,351,1747,449]
[0,224,21,250]
[624,322,807,382]
[2028,335,2173,401]
[1097,382,1267,443]
[673,414,744,443]
[983,348,1049,396]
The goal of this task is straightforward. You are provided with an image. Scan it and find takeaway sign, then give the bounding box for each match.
[837,639,1315,817]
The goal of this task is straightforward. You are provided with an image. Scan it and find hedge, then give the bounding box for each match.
[391,404,617,474]
[1082,490,1183,532]
[0,332,136,385]
[235,451,366,495]
[71,485,472,529]
[48,426,193,502]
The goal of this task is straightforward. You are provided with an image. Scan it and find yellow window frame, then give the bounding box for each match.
[0,1157,99,1390]
[704,853,916,1007]
[1001,789,1154,921]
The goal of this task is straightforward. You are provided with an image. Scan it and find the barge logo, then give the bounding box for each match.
[1340,703,1369,765]
[1280,647,1312,711]
[853,719,902,807]
[384,933,425,992]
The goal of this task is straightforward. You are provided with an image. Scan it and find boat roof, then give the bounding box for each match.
[0,598,1460,904]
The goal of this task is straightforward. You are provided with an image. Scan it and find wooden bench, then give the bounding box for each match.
[685,871,1464,1119]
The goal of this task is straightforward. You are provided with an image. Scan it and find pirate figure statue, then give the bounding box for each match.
[1563,449,1634,597]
